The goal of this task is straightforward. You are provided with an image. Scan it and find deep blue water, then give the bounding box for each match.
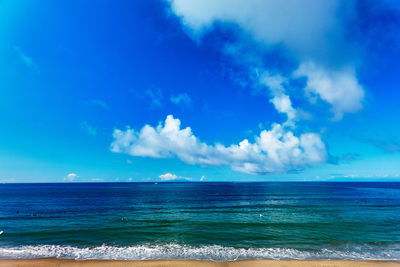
[0,182,400,260]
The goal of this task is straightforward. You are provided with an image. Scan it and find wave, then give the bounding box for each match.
[1,243,400,261]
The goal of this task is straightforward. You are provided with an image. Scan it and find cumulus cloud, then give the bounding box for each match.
[159,173,178,180]
[259,73,297,126]
[159,172,193,181]
[166,0,365,120]
[166,0,342,61]
[111,115,326,174]
[294,62,364,120]
[109,1,373,176]
[64,173,78,182]
[170,93,192,107]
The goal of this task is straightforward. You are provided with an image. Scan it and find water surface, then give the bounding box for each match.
[0,182,399,260]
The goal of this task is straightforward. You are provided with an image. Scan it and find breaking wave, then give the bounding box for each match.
[1,243,400,261]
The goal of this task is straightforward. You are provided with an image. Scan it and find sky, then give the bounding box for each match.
[1,0,400,182]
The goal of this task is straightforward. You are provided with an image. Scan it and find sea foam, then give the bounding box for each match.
[1,243,400,261]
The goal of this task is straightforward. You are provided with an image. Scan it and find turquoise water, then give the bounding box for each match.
[0,182,400,260]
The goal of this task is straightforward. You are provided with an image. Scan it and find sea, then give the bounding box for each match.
[0,182,399,261]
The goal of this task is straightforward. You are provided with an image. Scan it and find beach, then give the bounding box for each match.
[0,259,400,267]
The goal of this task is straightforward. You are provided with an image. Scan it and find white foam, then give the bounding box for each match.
[1,244,399,261]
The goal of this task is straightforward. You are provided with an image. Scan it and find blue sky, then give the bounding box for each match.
[1,0,400,182]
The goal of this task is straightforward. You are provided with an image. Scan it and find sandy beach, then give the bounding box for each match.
[0,259,400,267]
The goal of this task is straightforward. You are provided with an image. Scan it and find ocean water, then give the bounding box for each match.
[0,182,400,260]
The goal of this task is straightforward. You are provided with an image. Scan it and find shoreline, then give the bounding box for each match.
[1,259,400,267]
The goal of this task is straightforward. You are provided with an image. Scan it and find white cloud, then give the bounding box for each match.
[166,0,365,120]
[64,173,78,182]
[111,115,326,174]
[294,62,364,120]
[170,93,192,107]
[259,73,297,126]
[159,173,178,180]
[270,95,296,122]
[159,173,192,181]
[110,2,366,176]
[166,0,343,62]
